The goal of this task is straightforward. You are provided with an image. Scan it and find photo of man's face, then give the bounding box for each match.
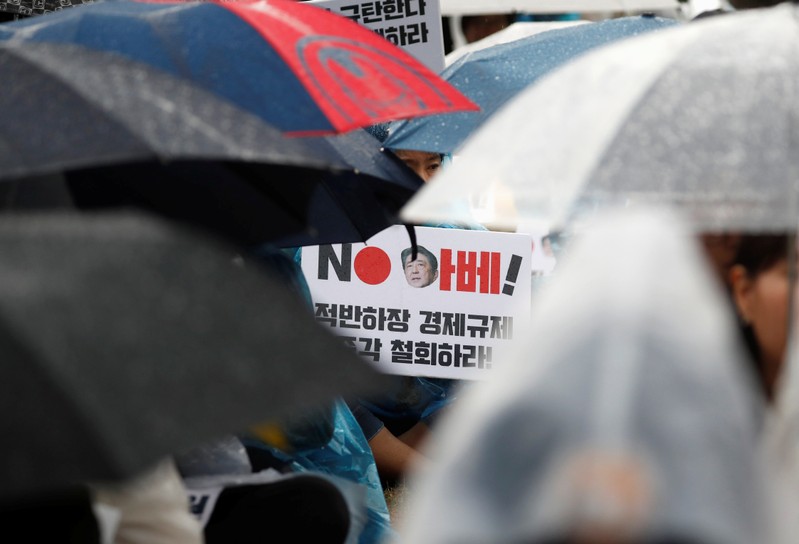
[402,246,438,288]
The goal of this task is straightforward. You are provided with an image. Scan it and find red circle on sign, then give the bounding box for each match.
[354,247,391,285]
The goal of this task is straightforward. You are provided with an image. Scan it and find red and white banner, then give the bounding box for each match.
[302,226,532,380]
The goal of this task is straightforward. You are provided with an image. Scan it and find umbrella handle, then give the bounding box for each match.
[403,223,419,260]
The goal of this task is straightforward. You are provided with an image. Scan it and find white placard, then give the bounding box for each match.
[309,0,445,72]
[302,226,532,380]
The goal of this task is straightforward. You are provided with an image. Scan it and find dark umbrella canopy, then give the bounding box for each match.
[384,15,678,154]
[0,0,478,135]
[0,41,344,180]
[0,212,386,500]
[0,40,419,247]
[267,128,425,247]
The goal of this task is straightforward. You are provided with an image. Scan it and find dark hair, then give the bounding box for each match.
[400,245,438,273]
[390,148,446,164]
[731,234,794,397]
[732,234,793,277]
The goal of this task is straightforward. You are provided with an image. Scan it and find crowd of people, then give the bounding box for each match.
[3,0,799,543]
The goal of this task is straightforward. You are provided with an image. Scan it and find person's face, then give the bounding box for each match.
[393,149,442,183]
[730,257,793,394]
[404,253,437,288]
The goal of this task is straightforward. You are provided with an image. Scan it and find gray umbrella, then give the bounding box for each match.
[400,208,768,544]
[401,4,799,233]
[0,212,385,500]
[0,39,428,248]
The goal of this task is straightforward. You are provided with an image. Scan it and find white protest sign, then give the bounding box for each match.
[302,226,532,380]
[308,0,445,73]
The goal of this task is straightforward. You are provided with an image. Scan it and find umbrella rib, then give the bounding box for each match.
[4,49,159,170]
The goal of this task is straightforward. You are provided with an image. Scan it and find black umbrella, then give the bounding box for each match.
[268,128,424,247]
[0,212,385,500]
[0,40,417,247]
[0,0,478,135]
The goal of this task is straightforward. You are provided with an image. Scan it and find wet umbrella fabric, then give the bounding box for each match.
[401,5,799,233]
[0,41,418,247]
[0,41,344,183]
[443,20,589,65]
[0,0,430,236]
[400,208,767,544]
[384,15,677,155]
[266,129,426,247]
[0,212,385,501]
[0,0,478,135]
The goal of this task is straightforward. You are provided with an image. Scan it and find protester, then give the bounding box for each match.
[343,125,472,487]
[695,232,796,404]
[714,233,799,544]
[267,117,444,499]
[727,234,795,402]
[398,210,769,544]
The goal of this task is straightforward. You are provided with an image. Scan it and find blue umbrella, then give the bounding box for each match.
[0,0,476,136]
[384,15,679,155]
[0,0,431,246]
[0,39,420,249]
